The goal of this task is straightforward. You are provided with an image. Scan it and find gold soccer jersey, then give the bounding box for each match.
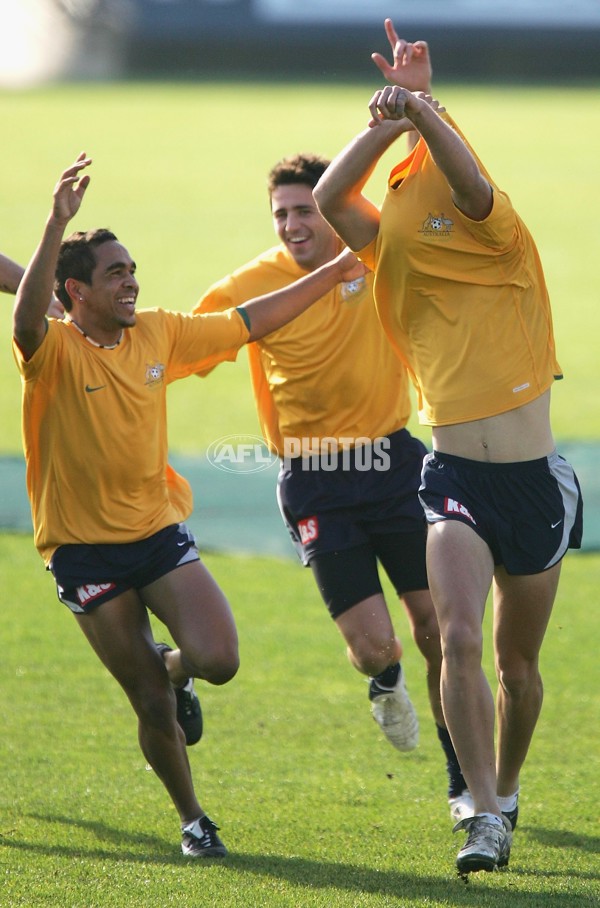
[359,113,561,427]
[13,309,249,562]
[194,245,411,455]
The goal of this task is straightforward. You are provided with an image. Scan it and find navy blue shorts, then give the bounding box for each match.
[277,428,428,562]
[49,523,200,614]
[419,450,583,574]
[277,428,429,615]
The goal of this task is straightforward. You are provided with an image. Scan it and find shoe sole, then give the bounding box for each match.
[457,856,500,875]
[378,733,418,752]
[182,846,228,858]
[457,851,510,875]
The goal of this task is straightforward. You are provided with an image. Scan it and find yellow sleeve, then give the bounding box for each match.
[195,279,280,451]
[166,309,249,382]
[356,236,378,271]
[192,276,243,375]
[454,188,517,249]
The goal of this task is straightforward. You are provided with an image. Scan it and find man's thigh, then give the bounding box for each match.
[493,561,562,663]
[74,587,162,690]
[426,519,495,634]
[141,561,239,676]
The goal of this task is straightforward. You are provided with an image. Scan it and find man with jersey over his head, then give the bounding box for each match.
[314,18,583,876]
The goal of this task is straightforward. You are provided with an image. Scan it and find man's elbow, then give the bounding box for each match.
[313,178,335,219]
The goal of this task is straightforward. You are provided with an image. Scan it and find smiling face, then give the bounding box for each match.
[69,240,139,344]
[270,183,338,273]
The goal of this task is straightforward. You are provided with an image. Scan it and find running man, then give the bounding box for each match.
[13,152,364,858]
[193,25,470,822]
[314,20,583,875]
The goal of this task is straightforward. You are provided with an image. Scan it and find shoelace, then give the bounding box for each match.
[456,816,506,845]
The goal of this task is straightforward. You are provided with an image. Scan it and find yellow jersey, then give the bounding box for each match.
[194,245,411,454]
[359,113,561,426]
[13,308,248,563]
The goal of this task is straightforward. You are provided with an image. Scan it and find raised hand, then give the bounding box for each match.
[51,152,92,223]
[371,19,432,93]
[14,152,93,357]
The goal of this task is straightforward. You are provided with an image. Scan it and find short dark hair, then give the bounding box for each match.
[54,228,118,311]
[267,153,330,197]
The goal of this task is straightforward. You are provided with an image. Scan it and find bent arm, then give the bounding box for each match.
[13,154,91,360]
[372,88,492,221]
[240,247,365,342]
[409,102,491,220]
[314,120,406,251]
[0,253,24,295]
[13,219,69,359]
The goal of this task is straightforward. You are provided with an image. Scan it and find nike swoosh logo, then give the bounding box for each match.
[85,384,106,393]
[551,519,563,529]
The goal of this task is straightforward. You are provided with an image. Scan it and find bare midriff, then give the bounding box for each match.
[432,390,555,463]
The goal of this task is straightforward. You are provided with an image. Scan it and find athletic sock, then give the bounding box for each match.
[497,791,519,813]
[371,662,401,690]
[436,724,467,798]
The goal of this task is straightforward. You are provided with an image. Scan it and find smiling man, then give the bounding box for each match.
[12,152,364,859]
[193,53,471,821]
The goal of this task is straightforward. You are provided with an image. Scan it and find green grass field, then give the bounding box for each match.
[0,536,598,907]
[1,81,599,906]
[1,81,600,449]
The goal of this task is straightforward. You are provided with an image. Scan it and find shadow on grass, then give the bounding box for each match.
[2,813,598,904]
[524,825,600,854]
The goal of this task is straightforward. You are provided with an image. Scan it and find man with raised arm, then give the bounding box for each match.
[193,23,472,824]
[314,20,583,876]
[12,152,363,858]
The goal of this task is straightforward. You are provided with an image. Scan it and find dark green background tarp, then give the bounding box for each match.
[1,443,597,559]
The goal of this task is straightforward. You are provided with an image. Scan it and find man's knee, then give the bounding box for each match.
[442,622,483,667]
[204,653,240,686]
[183,643,240,686]
[496,654,540,700]
[128,676,176,729]
[346,630,400,676]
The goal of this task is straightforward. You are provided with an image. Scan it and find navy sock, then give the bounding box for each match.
[436,724,467,798]
[372,662,401,689]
